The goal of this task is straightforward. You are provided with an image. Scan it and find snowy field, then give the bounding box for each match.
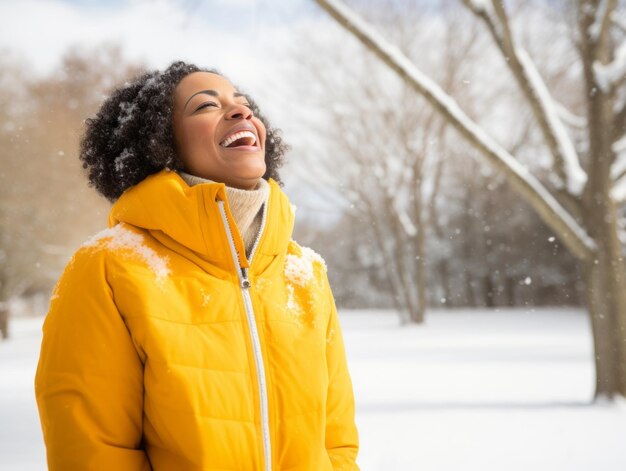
[1,307,626,470]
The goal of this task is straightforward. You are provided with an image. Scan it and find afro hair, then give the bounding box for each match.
[79,61,289,202]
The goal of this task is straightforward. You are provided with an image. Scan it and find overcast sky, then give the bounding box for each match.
[0,0,347,222]
[0,0,323,88]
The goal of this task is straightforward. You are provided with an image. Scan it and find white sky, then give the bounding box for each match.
[0,0,316,89]
[0,0,344,220]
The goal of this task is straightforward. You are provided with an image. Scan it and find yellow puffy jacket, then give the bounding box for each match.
[35,170,359,470]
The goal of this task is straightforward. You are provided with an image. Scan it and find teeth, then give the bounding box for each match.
[220,130,257,147]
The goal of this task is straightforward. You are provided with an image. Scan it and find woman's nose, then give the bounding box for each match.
[225,103,253,120]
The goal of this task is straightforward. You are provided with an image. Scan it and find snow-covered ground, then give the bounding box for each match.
[2,307,625,470]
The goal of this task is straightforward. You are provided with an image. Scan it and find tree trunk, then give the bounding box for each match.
[0,306,8,340]
[504,277,516,307]
[437,259,452,307]
[582,199,626,398]
[482,275,495,308]
[410,244,427,323]
[465,272,476,307]
[411,169,427,323]
[577,0,626,399]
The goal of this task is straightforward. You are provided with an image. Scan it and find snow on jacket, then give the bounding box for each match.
[34,169,359,470]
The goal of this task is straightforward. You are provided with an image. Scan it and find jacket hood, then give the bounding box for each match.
[108,169,295,276]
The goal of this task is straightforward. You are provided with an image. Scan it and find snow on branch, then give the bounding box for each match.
[465,0,495,16]
[587,0,612,42]
[463,0,587,196]
[516,49,588,194]
[556,102,587,129]
[612,173,626,203]
[397,208,418,237]
[313,0,597,261]
[611,141,626,201]
[594,39,626,91]
[614,134,626,155]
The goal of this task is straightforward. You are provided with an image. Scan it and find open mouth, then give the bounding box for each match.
[219,131,257,148]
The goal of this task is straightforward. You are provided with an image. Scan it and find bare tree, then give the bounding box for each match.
[295,65,433,322]
[0,45,144,339]
[0,54,35,338]
[286,2,491,323]
[313,0,626,399]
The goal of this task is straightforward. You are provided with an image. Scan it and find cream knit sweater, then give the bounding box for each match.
[177,171,269,258]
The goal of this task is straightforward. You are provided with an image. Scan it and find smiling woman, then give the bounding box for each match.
[77,61,288,202]
[33,60,360,471]
[172,71,268,190]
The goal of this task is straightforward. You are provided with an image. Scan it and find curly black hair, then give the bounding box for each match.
[79,61,289,202]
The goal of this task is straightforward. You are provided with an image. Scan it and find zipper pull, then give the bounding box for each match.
[241,267,251,289]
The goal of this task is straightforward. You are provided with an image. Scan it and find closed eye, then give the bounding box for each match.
[196,102,218,111]
[196,102,251,111]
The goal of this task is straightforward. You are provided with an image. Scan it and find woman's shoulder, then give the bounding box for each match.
[62,223,169,284]
[48,223,170,308]
[286,239,326,267]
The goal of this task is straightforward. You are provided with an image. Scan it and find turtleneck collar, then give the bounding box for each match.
[176,171,270,257]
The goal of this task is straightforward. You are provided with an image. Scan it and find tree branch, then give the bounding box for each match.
[612,9,626,34]
[462,0,587,196]
[313,0,596,261]
[589,0,616,46]
[556,101,587,129]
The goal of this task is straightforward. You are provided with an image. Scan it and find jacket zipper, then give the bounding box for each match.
[217,199,272,471]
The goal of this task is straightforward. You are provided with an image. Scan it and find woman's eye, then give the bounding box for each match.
[196,102,217,111]
[195,102,251,112]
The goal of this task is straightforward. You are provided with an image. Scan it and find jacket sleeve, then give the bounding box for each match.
[34,248,151,471]
[324,283,360,469]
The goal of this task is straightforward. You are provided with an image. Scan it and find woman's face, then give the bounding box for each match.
[172,72,267,190]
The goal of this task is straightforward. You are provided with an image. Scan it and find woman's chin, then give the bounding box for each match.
[230,168,266,189]
[239,161,266,178]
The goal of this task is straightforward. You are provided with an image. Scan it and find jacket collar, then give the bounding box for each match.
[108,169,295,277]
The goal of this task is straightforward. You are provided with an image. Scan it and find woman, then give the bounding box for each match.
[34,61,359,470]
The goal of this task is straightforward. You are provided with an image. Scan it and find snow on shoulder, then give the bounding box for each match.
[283,241,328,329]
[284,241,327,287]
[82,223,170,284]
